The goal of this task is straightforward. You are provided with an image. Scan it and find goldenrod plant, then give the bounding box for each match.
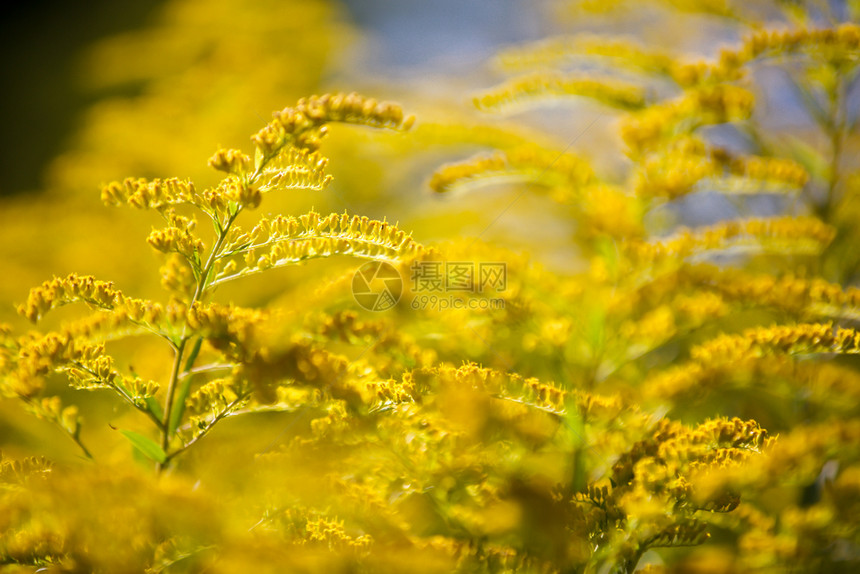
[1,0,860,572]
[7,92,417,467]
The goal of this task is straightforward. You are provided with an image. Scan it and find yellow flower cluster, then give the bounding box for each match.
[304,516,373,551]
[727,154,810,190]
[159,253,196,296]
[213,178,263,210]
[296,93,415,129]
[712,420,860,490]
[409,363,569,415]
[636,141,720,199]
[252,92,415,156]
[212,211,424,288]
[416,536,546,573]
[25,396,82,440]
[671,291,728,324]
[680,264,860,321]
[646,521,710,548]
[184,377,249,426]
[688,418,860,570]
[614,418,767,480]
[536,415,769,568]
[692,323,860,363]
[656,355,860,410]
[111,298,175,330]
[10,333,101,394]
[474,73,647,112]
[315,310,395,342]
[257,148,332,193]
[185,302,267,347]
[646,324,860,401]
[102,173,263,218]
[0,453,52,483]
[634,138,809,199]
[740,23,860,65]
[146,210,205,258]
[101,177,197,210]
[429,144,594,196]
[619,305,677,346]
[569,0,738,19]
[18,274,123,322]
[407,363,631,423]
[207,148,252,176]
[306,399,351,438]
[233,340,354,404]
[51,312,139,345]
[496,35,675,74]
[580,185,645,239]
[796,362,860,411]
[621,85,754,156]
[6,329,160,422]
[63,350,122,388]
[627,216,835,263]
[66,359,160,406]
[611,417,767,520]
[313,311,437,374]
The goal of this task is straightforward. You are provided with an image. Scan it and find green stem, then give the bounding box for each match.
[158,339,187,472]
[71,429,94,461]
[72,438,94,461]
[814,66,849,283]
[820,71,845,222]
[20,394,94,461]
[178,362,234,378]
[156,206,243,473]
[163,395,248,464]
[154,135,306,471]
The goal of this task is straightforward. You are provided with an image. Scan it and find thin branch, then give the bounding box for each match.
[208,250,400,290]
[68,361,164,430]
[177,363,235,379]
[164,395,249,463]
[19,395,94,461]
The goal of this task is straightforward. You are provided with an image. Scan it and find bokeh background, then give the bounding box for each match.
[0,0,580,325]
[0,0,546,198]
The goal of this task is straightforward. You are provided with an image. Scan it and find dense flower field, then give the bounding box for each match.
[2,1,859,572]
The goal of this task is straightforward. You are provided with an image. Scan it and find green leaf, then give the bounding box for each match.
[183,336,204,372]
[120,429,167,464]
[564,406,588,493]
[169,337,203,436]
[169,378,193,437]
[145,397,164,421]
